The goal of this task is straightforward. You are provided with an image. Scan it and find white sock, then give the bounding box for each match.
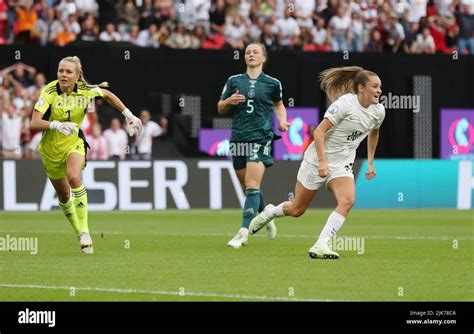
[264,202,286,219]
[316,211,346,247]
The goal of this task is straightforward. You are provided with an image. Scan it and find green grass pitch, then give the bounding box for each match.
[0,209,472,301]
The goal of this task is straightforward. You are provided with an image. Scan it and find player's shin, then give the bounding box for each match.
[241,188,261,229]
[58,198,80,236]
[72,184,89,233]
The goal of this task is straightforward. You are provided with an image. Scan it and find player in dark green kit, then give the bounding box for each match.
[218,43,290,249]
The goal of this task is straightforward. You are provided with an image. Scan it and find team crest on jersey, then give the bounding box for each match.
[249,80,256,88]
[248,90,255,98]
[328,105,339,114]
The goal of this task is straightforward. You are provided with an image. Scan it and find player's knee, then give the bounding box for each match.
[67,175,82,188]
[340,197,355,210]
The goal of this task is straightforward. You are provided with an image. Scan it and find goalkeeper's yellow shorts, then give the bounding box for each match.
[41,137,86,180]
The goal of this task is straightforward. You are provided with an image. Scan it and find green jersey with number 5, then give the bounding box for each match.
[220,72,282,143]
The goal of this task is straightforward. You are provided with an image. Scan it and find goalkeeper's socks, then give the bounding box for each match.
[241,188,261,229]
[72,185,89,234]
[58,198,80,236]
[316,211,346,247]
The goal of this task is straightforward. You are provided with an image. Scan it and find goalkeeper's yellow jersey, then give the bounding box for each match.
[34,80,104,163]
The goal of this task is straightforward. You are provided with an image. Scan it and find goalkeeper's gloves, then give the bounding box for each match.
[49,120,78,136]
[122,108,143,137]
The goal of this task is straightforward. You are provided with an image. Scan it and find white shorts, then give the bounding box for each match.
[296,160,354,191]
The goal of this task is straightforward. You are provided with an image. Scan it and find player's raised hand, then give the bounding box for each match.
[318,160,329,177]
[278,120,291,132]
[122,108,143,137]
[365,163,376,180]
[125,115,143,137]
[228,90,246,105]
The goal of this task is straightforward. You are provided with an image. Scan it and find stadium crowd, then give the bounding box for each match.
[1,0,474,160]
[0,0,473,54]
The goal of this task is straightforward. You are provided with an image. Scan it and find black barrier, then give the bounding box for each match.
[1,45,473,159]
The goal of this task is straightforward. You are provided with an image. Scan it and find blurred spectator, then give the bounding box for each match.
[138,0,156,29]
[103,118,128,160]
[99,22,121,42]
[295,0,316,28]
[56,0,77,22]
[275,7,300,49]
[118,0,140,26]
[0,0,7,43]
[86,123,108,160]
[310,16,329,51]
[455,3,474,54]
[75,0,99,17]
[367,28,384,52]
[135,110,167,160]
[385,13,405,52]
[225,15,247,49]
[79,13,99,42]
[408,0,427,23]
[15,0,38,43]
[416,27,436,53]
[166,22,192,48]
[26,72,46,96]
[26,131,41,159]
[1,62,36,87]
[328,5,351,51]
[190,25,206,48]
[121,24,140,44]
[33,6,58,45]
[2,103,25,159]
[350,10,364,52]
[260,18,278,50]
[136,23,159,47]
[209,0,225,35]
[404,21,420,53]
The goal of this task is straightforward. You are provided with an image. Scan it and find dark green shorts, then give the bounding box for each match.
[231,140,274,171]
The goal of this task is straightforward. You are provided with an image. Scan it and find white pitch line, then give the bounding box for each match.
[0,230,472,241]
[0,283,338,302]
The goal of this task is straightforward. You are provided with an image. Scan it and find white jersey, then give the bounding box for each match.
[304,93,385,169]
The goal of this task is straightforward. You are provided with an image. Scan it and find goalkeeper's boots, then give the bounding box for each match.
[79,232,94,254]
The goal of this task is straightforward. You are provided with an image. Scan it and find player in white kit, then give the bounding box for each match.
[249,66,385,259]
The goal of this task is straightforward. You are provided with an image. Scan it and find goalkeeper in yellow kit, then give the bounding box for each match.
[30,56,143,254]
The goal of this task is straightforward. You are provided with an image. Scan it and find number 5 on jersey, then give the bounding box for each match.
[246,99,254,114]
